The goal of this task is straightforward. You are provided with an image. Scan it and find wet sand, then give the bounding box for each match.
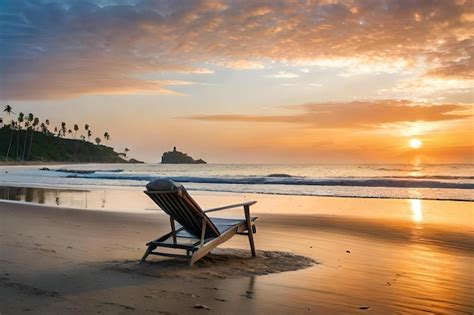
[0,195,473,314]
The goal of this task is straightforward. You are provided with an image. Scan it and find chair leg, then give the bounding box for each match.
[247,226,256,257]
[141,245,154,262]
[244,205,256,257]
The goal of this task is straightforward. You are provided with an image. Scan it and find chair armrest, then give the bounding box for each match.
[203,201,257,213]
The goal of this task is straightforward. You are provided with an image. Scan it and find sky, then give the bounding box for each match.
[0,0,473,163]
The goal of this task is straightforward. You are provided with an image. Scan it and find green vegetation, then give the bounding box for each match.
[1,105,135,163]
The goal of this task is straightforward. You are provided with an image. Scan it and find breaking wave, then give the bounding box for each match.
[64,172,474,189]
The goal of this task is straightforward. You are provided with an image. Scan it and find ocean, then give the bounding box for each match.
[0,163,472,202]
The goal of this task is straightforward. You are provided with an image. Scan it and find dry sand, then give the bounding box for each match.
[0,199,473,314]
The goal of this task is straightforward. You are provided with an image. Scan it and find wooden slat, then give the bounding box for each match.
[189,225,240,266]
[151,194,172,216]
[180,191,220,237]
[148,242,197,250]
[170,217,177,245]
[162,193,199,234]
[200,218,206,247]
[149,252,189,259]
[204,201,257,213]
[160,194,187,227]
[170,194,200,232]
[158,194,181,221]
[173,194,202,233]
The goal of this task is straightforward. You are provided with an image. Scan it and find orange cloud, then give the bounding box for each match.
[185,100,472,128]
[1,0,472,99]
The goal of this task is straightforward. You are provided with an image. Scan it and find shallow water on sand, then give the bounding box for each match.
[0,185,472,229]
[251,221,473,314]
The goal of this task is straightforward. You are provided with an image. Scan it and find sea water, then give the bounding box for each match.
[0,163,472,201]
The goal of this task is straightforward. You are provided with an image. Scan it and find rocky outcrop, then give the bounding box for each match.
[161,147,207,164]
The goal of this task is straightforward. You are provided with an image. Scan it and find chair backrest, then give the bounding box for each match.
[145,179,220,239]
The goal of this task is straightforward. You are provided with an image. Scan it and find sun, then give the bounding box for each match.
[409,138,422,149]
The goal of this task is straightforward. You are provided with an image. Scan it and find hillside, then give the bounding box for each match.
[0,126,128,163]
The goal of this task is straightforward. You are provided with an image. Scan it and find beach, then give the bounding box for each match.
[1,189,472,314]
[2,1,473,313]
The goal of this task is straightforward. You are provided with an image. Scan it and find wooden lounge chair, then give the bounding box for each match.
[141,179,258,266]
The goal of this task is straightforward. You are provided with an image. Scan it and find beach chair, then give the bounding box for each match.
[141,179,258,266]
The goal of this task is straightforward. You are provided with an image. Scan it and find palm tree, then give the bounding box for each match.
[95,137,101,145]
[103,132,110,145]
[3,105,14,162]
[73,126,80,159]
[5,121,17,162]
[68,129,72,137]
[73,124,79,139]
[21,113,34,160]
[3,105,14,116]
[17,112,24,125]
[84,124,91,141]
[61,122,66,137]
[21,121,31,160]
[16,112,24,160]
[45,119,50,135]
[26,117,40,160]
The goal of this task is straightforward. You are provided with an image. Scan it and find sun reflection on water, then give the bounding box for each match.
[410,199,423,223]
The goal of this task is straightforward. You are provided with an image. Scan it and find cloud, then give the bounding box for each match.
[0,0,472,99]
[265,71,299,78]
[185,99,472,128]
[214,60,265,70]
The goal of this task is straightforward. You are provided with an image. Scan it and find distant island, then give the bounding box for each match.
[0,105,142,164]
[161,147,206,164]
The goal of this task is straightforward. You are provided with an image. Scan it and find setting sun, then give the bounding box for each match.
[409,138,423,149]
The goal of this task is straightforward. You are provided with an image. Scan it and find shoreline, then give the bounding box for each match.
[0,161,144,166]
[0,181,472,203]
[0,184,472,229]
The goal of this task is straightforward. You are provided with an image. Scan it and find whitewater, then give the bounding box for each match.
[0,163,473,201]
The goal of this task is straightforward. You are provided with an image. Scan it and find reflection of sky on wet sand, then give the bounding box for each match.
[0,185,471,229]
[410,199,423,223]
[0,186,155,212]
[245,223,473,314]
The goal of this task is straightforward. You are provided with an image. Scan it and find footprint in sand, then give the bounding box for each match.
[214,298,228,302]
[193,304,211,310]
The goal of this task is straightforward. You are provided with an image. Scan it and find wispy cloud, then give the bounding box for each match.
[265,71,299,79]
[185,100,472,128]
[0,0,472,99]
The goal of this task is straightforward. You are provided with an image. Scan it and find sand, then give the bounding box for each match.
[0,198,473,314]
[106,249,316,280]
